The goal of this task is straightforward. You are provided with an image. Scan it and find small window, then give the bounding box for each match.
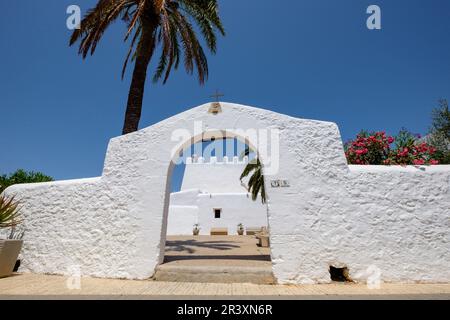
[214,209,221,219]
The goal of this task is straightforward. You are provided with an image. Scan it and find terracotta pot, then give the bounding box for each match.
[237,229,244,236]
[0,239,23,278]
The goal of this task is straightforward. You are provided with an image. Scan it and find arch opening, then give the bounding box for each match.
[155,132,275,284]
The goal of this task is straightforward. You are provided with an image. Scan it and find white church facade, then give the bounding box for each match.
[167,156,267,235]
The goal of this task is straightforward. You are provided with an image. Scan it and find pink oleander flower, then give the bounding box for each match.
[413,159,425,166]
[429,159,439,165]
[355,148,368,155]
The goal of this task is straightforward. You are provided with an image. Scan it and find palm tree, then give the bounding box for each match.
[240,150,267,204]
[70,0,225,134]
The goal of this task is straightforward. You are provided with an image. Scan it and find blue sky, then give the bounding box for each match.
[1,0,450,191]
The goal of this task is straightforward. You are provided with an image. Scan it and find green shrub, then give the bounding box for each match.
[0,169,53,193]
[427,99,450,164]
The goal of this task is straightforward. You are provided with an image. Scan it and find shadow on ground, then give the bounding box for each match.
[165,239,241,254]
[162,236,272,267]
[163,254,272,263]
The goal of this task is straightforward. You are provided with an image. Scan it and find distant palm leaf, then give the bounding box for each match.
[240,150,267,204]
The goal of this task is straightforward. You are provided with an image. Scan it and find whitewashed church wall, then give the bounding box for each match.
[181,161,249,193]
[169,189,201,206]
[166,206,198,235]
[166,192,268,235]
[196,193,268,235]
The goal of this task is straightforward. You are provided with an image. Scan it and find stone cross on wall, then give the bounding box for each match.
[210,89,224,102]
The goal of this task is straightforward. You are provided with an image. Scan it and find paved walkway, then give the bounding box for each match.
[1,237,448,298]
[156,236,274,284]
[0,273,449,299]
[163,236,271,267]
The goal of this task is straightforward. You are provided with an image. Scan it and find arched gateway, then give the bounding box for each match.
[4,103,450,284]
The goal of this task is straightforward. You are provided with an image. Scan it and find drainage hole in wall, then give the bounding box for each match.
[329,266,352,282]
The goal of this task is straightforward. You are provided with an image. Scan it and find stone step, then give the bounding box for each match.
[153,265,276,285]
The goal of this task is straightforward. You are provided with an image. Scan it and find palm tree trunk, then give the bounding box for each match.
[122,22,155,135]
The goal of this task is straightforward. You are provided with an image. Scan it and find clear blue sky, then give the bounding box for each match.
[1,0,450,190]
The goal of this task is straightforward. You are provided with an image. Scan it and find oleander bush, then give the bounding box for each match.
[345,129,439,165]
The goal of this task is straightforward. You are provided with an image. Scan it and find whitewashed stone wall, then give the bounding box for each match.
[166,205,198,236]
[3,102,450,284]
[167,191,268,235]
[271,165,450,284]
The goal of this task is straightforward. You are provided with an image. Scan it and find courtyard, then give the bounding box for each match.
[162,236,271,268]
[155,236,274,284]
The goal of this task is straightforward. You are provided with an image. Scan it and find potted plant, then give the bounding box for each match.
[0,195,23,278]
[237,223,244,236]
[193,224,200,236]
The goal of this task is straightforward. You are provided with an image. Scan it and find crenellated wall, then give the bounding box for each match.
[181,156,250,193]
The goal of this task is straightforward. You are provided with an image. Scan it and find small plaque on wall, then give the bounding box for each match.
[208,102,222,115]
[270,180,290,188]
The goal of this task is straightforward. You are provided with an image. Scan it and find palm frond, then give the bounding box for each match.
[122,25,142,79]
[0,195,21,229]
[70,0,224,85]
[240,158,267,204]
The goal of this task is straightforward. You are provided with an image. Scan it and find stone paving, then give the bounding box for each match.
[1,236,449,298]
[0,273,449,298]
[155,236,274,284]
[163,236,271,267]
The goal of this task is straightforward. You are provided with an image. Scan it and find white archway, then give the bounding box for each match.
[5,102,449,284]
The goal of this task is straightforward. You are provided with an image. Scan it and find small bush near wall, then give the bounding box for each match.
[345,129,439,165]
[427,99,450,164]
[0,169,53,193]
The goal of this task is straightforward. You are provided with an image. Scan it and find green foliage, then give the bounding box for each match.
[432,148,450,165]
[345,130,392,165]
[0,169,53,194]
[428,99,450,164]
[0,195,21,229]
[393,128,416,151]
[431,99,450,140]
